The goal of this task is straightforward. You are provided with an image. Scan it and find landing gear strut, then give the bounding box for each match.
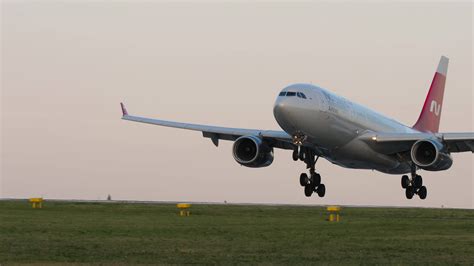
[295,146,326,198]
[401,165,427,200]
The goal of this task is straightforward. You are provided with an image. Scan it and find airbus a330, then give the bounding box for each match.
[121,56,473,199]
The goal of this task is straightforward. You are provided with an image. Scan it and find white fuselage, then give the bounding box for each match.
[273,83,419,174]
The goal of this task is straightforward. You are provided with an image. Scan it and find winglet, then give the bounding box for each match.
[120,102,128,116]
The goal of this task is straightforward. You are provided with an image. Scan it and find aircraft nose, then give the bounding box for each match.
[273,99,287,118]
[273,98,295,131]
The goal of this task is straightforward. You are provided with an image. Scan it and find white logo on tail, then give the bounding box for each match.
[430,100,441,116]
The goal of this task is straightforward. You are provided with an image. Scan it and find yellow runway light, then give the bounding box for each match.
[29,198,44,209]
[327,206,341,222]
[177,203,191,216]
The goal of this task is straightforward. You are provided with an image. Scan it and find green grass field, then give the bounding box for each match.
[1,200,473,265]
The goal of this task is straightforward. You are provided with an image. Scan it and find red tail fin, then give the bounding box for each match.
[412,56,449,133]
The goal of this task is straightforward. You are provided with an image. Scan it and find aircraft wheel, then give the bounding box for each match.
[316,184,326,197]
[401,175,409,189]
[413,175,423,188]
[405,186,415,199]
[292,149,299,161]
[311,173,321,187]
[418,186,427,200]
[299,149,305,161]
[304,184,313,197]
[300,173,309,187]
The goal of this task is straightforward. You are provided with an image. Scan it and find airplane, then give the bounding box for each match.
[121,56,473,200]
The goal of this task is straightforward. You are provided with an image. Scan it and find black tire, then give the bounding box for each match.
[312,173,321,186]
[418,186,427,199]
[316,184,326,197]
[292,149,299,161]
[300,173,309,187]
[304,185,313,197]
[405,187,414,199]
[401,175,409,189]
[299,148,305,161]
[413,175,423,188]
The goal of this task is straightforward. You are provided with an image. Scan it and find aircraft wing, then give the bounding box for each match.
[120,103,294,150]
[441,133,474,152]
[361,132,474,154]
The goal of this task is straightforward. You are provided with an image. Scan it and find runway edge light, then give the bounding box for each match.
[29,198,44,209]
[177,203,191,216]
[327,206,341,222]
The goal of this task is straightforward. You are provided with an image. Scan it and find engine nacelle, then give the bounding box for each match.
[232,135,274,168]
[410,139,452,171]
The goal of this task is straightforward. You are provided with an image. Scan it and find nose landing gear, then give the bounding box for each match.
[295,146,326,198]
[401,165,427,200]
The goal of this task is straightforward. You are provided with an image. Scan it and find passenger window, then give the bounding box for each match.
[286,91,296,96]
[279,91,286,96]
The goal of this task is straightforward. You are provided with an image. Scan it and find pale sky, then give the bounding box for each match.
[1,1,473,208]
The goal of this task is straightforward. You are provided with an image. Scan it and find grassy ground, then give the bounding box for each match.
[0,200,473,265]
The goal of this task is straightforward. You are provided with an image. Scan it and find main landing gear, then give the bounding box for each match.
[293,147,326,198]
[401,165,427,200]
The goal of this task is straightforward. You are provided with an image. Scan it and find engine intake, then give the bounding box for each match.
[232,135,274,168]
[410,139,452,171]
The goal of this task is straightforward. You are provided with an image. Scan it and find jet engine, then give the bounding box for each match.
[232,135,274,168]
[410,139,452,171]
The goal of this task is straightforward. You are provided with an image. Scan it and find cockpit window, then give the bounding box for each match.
[280,90,307,99]
[296,92,307,99]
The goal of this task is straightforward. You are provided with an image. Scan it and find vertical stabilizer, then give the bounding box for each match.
[412,56,449,133]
